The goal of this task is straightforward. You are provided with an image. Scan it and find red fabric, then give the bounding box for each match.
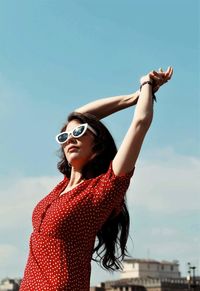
[20,162,134,291]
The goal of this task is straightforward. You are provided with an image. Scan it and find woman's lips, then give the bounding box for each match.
[68,146,79,152]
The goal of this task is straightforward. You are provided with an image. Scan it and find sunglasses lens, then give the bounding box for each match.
[73,125,85,137]
[58,133,68,143]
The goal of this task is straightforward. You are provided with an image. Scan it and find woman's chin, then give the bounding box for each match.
[67,156,87,169]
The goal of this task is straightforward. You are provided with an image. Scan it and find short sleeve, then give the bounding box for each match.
[90,161,135,228]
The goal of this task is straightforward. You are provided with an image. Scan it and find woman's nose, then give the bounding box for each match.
[66,134,77,144]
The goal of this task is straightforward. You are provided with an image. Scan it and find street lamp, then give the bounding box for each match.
[187,262,191,290]
[187,262,197,290]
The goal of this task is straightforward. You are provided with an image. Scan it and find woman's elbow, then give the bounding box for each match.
[136,113,153,129]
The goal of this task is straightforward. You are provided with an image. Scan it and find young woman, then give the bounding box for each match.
[20,67,173,291]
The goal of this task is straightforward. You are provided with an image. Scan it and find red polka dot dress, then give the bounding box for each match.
[20,162,134,291]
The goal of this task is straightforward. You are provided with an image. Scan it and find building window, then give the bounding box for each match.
[161,265,164,270]
[171,265,174,271]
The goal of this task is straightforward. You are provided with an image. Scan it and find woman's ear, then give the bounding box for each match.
[89,152,97,161]
[89,143,104,161]
[92,143,104,154]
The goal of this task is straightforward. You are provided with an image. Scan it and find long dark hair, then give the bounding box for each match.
[57,112,131,271]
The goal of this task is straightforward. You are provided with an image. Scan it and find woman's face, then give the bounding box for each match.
[62,119,96,169]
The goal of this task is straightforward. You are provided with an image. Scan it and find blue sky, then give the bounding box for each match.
[0,0,199,287]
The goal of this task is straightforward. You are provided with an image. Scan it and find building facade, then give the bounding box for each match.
[91,277,200,291]
[90,259,200,291]
[120,259,180,279]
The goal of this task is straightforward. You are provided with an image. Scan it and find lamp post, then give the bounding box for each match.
[187,262,191,290]
[187,262,197,290]
[190,266,196,290]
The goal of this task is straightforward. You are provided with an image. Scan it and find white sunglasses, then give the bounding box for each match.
[56,123,97,144]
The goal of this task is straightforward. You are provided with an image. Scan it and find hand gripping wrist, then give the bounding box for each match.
[140,81,157,102]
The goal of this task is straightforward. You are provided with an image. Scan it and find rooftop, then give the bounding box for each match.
[124,258,179,266]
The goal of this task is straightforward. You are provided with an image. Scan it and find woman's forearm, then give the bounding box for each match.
[133,83,154,126]
[75,90,139,119]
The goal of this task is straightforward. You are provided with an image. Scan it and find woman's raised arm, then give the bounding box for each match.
[75,90,140,120]
[112,66,173,176]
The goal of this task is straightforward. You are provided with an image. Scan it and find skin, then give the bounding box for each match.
[150,66,173,92]
[60,119,97,195]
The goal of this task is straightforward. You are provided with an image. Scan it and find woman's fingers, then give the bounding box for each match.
[153,67,173,83]
[149,72,165,86]
[142,67,173,93]
[168,66,173,79]
[148,66,173,93]
[164,66,173,80]
[151,70,165,78]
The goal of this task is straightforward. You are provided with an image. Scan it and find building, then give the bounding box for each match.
[0,278,21,291]
[120,258,180,279]
[91,277,200,291]
[90,258,200,291]
[90,287,105,291]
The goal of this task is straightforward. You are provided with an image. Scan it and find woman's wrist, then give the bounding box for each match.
[140,81,153,91]
[139,76,157,102]
[126,90,140,106]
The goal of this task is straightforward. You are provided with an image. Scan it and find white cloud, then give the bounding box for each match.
[151,227,180,237]
[0,243,24,277]
[146,231,200,272]
[0,175,61,230]
[0,244,18,264]
[0,175,62,279]
[127,148,200,212]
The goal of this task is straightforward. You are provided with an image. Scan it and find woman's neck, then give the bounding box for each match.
[68,167,84,187]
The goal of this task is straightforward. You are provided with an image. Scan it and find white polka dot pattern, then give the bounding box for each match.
[20,162,134,291]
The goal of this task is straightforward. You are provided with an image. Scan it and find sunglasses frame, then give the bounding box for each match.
[55,123,97,144]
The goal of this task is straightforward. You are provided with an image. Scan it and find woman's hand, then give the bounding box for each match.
[140,73,153,85]
[150,66,173,92]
